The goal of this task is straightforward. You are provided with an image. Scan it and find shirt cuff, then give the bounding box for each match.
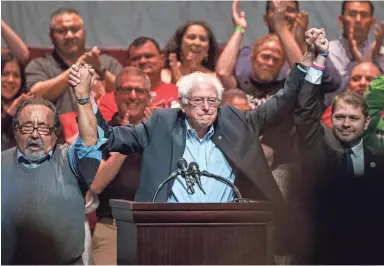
[298,63,309,73]
[305,66,324,84]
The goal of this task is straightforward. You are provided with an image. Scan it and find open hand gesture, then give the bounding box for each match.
[232,0,247,29]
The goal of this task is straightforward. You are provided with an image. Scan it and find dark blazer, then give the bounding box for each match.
[293,72,384,264]
[97,65,307,205]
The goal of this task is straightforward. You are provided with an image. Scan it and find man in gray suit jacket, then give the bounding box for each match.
[68,28,324,256]
[293,30,384,264]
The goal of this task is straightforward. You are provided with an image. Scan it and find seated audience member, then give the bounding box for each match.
[99,37,178,121]
[1,19,30,64]
[87,67,152,265]
[69,39,322,261]
[25,7,122,115]
[293,32,384,264]
[364,75,384,152]
[322,61,381,127]
[1,52,34,151]
[323,0,383,106]
[1,64,105,264]
[162,20,219,84]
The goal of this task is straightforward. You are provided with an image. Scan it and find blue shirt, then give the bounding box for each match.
[168,120,235,203]
[167,64,323,203]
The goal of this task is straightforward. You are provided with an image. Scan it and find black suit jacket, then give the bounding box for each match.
[293,71,384,264]
[97,65,308,205]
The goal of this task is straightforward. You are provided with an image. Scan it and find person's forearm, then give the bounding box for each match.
[314,54,326,67]
[1,20,30,64]
[216,30,244,89]
[90,153,127,194]
[29,69,70,101]
[276,26,303,68]
[103,71,117,93]
[77,95,98,147]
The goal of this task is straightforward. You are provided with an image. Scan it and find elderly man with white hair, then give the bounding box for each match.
[68,26,324,255]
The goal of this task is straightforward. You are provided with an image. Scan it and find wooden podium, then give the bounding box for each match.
[110,200,274,265]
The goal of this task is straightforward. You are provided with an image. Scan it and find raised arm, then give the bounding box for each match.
[26,60,72,102]
[269,0,303,69]
[247,28,323,135]
[216,0,246,90]
[67,64,106,188]
[1,19,30,64]
[294,31,329,151]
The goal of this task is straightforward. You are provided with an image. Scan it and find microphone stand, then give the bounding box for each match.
[201,170,248,202]
[152,170,181,202]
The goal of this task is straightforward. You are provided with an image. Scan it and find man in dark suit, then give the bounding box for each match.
[68,28,324,257]
[293,30,384,265]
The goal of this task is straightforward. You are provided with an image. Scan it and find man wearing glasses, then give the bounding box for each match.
[25,7,122,115]
[1,65,106,264]
[70,26,324,253]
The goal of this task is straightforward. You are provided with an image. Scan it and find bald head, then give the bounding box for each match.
[349,62,381,94]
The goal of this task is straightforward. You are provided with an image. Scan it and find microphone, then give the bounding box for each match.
[188,162,206,194]
[177,158,195,194]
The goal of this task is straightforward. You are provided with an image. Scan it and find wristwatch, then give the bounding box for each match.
[76,97,91,105]
[319,52,329,58]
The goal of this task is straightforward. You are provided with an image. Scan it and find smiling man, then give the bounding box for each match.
[25,8,122,115]
[294,33,384,263]
[98,36,178,121]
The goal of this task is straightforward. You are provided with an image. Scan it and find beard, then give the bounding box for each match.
[24,138,46,162]
[253,67,279,82]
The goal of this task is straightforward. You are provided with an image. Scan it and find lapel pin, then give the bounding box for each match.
[218,136,222,140]
[370,162,376,168]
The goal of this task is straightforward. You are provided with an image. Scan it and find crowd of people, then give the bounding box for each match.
[1,0,384,265]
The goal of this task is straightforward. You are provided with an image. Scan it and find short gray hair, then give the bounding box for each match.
[13,98,61,136]
[115,66,151,92]
[178,72,224,105]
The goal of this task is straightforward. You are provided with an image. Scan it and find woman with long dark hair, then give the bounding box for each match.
[1,52,34,150]
[162,21,219,84]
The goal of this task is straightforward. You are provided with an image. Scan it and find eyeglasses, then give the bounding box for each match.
[17,123,54,136]
[117,87,148,96]
[185,97,220,107]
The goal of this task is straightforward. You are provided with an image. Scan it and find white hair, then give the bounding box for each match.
[178,72,224,105]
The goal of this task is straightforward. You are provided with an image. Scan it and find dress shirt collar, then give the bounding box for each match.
[17,148,54,168]
[185,119,214,142]
[349,139,364,159]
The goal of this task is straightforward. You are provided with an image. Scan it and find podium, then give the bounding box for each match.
[111,200,274,265]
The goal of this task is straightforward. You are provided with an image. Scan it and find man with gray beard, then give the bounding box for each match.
[1,64,106,264]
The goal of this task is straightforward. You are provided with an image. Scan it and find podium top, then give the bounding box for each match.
[110,200,274,224]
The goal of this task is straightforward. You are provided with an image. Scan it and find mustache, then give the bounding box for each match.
[26,138,44,149]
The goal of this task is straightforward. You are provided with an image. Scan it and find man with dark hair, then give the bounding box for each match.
[323,0,382,106]
[98,36,178,121]
[26,7,122,115]
[1,65,105,264]
[293,31,384,263]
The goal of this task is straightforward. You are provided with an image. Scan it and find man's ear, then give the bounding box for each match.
[364,116,371,131]
[179,98,186,113]
[263,14,268,26]
[369,16,376,31]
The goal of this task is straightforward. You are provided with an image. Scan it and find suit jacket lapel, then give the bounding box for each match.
[364,145,379,177]
[165,112,186,199]
[212,116,284,204]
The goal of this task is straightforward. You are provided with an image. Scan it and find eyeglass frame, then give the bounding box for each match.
[15,122,55,136]
[117,86,149,96]
[183,97,221,107]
